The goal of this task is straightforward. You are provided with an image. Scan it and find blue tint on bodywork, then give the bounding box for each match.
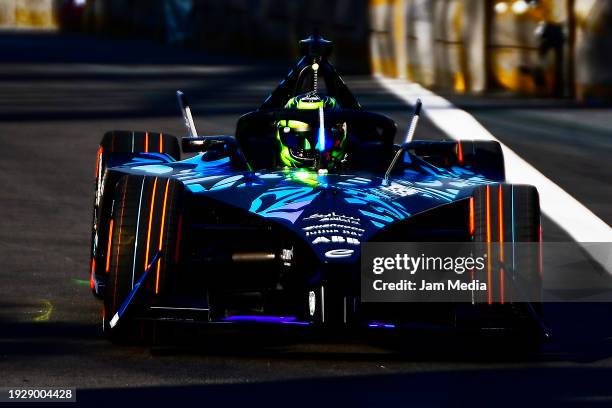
[250,186,321,224]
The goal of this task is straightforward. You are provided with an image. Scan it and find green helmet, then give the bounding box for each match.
[276,94,347,170]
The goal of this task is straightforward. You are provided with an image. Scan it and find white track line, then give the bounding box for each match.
[376,76,612,271]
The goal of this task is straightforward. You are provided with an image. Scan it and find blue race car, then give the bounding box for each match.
[90,35,543,342]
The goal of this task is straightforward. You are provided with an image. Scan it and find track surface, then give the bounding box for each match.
[1,32,612,406]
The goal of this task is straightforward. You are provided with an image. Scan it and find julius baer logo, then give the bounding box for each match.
[371,252,488,292]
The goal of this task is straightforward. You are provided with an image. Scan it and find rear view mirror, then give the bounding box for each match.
[181,135,238,153]
[182,136,250,170]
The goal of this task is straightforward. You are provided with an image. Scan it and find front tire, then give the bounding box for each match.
[102,175,181,343]
[90,131,180,298]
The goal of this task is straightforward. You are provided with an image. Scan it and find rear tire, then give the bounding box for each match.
[469,184,543,343]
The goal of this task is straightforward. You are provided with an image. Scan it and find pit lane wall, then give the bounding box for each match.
[370,0,612,101]
[0,0,57,28]
[82,0,370,72]
[79,0,611,101]
[370,0,486,92]
[574,0,612,102]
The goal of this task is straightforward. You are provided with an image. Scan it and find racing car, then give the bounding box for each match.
[89,35,544,343]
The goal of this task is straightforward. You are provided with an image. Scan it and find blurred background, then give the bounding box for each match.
[2,0,611,102]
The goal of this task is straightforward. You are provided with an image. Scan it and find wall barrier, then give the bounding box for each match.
[574,0,612,102]
[0,0,56,28]
[78,0,611,100]
[369,0,486,93]
[82,0,370,72]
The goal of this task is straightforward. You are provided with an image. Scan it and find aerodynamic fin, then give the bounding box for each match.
[177,90,198,137]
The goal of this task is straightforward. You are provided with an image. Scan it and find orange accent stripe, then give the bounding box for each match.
[111,224,118,308]
[498,185,505,304]
[155,262,161,293]
[155,179,170,294]
[469,197,475,236]
[90,258,96,289]
[144,178,158,271]
[159,133,163,153]
[457,141,464,165]
[95,146,103,177]
[144,132,149,153]
[114,181,128,276]
[498,185,504,262]
[105,219,114,273]
[486,185,492,304]
[486,186,491,242]
[175,214,183,264]
[539,224,543,243]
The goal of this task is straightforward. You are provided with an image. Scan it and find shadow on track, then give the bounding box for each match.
[76,365,612,407]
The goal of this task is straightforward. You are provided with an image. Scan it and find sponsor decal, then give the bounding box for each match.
[280,247,294,266]
[312,236,360,245]
[325,249,355,258]
[303,212,361,226]
[308,291,316,316]
[302,212,365,245]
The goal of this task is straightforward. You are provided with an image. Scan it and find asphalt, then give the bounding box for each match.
[444,92,612,226]
[1,31,612,406]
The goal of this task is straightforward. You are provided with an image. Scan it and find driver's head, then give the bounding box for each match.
[276,94,347,170]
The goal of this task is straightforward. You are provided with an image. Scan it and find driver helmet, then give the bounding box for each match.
[276,94,347,170]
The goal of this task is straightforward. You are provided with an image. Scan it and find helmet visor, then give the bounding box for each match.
[277,119,347,168]
[278,120,314,149]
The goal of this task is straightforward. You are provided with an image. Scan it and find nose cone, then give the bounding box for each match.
[230,172,411,263]
[298,209,365,263]
[279,175,413,264]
